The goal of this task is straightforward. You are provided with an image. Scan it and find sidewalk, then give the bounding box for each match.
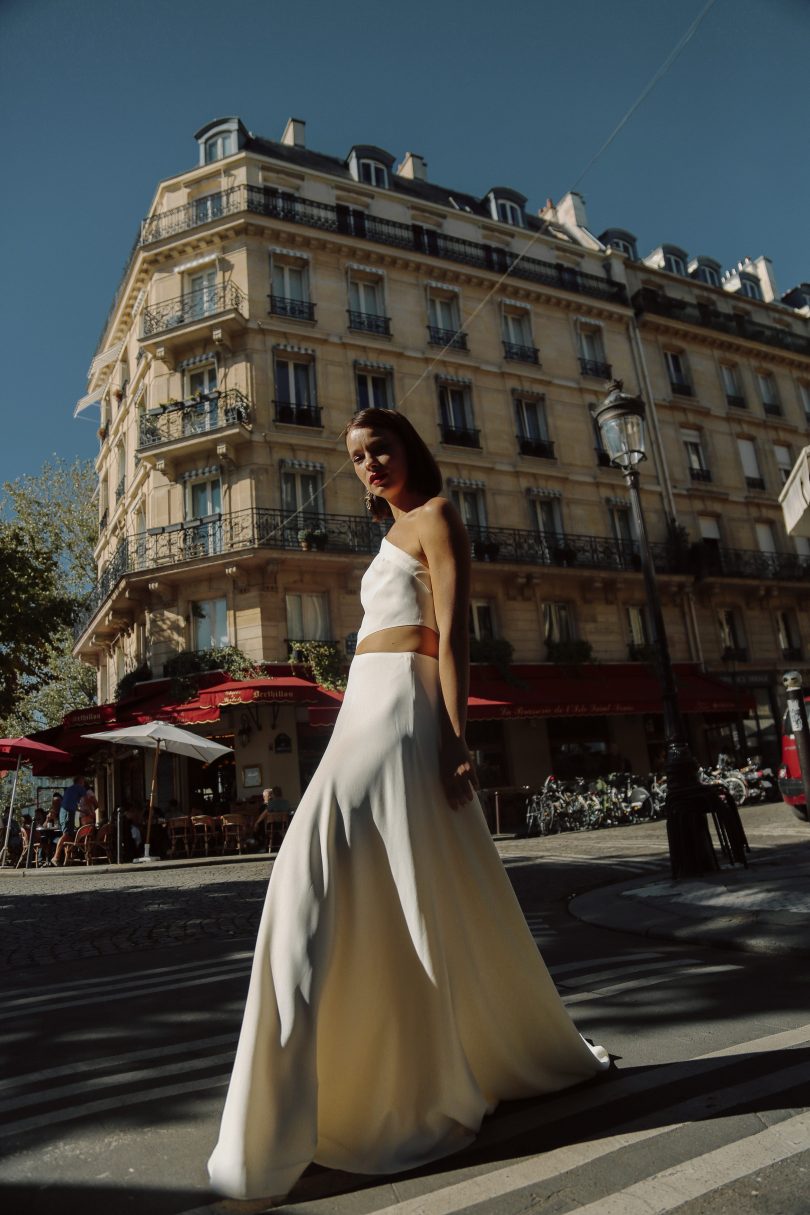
[569,842,810,957]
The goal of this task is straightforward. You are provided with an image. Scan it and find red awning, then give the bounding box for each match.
[307,663,752,726]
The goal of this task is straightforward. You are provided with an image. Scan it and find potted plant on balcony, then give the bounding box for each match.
[298,527,329,551]
[546,638,593,666]
[97,425,108,441]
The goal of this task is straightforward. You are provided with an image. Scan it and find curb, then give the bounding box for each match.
[1,851,274,879]
[568,873,810,958]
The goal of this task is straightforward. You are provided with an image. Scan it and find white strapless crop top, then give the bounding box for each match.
[355,537,438,644]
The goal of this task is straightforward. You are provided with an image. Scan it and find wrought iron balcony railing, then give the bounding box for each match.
[428,325,468,350]
[94,184,628,361]
[438,424,481,448]
[689,467,712,482]
[745,476,766,491]
[348,310,391,336]
[669,379,693,396]
[517,435,555,459]
[691,541,810,581]
[137,390,251,449]
[77,509,810,645]
[503,341,539,364]
[726,394,747,409]
[268,295,316,321]
[273,400,323,427]
[141,283,246,338]
[579,358,612,379]
[762,401,783,416]
[633,288,810,358]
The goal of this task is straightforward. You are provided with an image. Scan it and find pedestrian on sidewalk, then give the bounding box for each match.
[208,409,609,1203]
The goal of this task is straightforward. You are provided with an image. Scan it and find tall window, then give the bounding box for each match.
[718,608,746,658]
[578,326,609,376]
[665,350,691,393]
[774,444,793,485]
[757,372,781,415]
[737,438,765,490]
[681,428,710,480]
[609,504,636,547]
[427,293,466,348]
[274,357,318,424]
[776,610,802,657]
[204,132,234,162]
[281,467,324,522]
[698,515,721,544]
[694,263,721,287]
[271,259,307,302]
[187,268,217,319]
[720,364,745,406]
[349,277,383,316]
[530,495,563,539]
[738,276,763,300]
[627,605,650,647]
[799,382,810,422]
[286,592,330,641]
[502,309,536,360]
[115,442,126,501]
[543,602,574,644]
[192,598,228,650]
[438,383,477,445]
[470,600,496,641]
[514,394,552,457]
[184,364,219,432]
[193,193,225,225]
[187,476,221,519]
[356,368,393,409]
[755,522,777,554]
[451,487,487,529]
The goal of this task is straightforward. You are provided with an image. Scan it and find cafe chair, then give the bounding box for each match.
[191,814,221,857]
[62,824,96,866]
[220,813,251,855]
[16,827,45,869]
[264,810,292,853]
[86,822,113,865]
[166,816,192,858]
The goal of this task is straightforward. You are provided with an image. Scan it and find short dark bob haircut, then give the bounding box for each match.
[342,408,443,521]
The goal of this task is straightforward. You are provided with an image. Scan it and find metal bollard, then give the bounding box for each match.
[116,806,124,866]
[782,671,810,815]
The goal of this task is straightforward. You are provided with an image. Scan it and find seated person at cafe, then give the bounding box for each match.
[254,786,293,850]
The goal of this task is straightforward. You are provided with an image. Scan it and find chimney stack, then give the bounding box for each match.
[281,117,306,148]
[397,152,428,181]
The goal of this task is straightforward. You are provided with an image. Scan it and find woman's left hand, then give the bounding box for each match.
[440,737,479,810]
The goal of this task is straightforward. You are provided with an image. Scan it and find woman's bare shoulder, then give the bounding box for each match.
[416,496,465,536]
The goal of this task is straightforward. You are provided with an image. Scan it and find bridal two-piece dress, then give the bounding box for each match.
[208,536,608,1200]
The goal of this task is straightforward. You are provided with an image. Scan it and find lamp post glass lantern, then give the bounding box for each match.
[591,382,742,877]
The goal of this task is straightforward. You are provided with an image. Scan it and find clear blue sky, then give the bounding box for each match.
[1,0,807,490]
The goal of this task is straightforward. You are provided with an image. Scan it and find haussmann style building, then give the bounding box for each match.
[60,115,810,825]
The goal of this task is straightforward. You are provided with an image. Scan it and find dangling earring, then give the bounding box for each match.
[364,489,374,513]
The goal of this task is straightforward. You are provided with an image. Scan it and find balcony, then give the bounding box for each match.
[633,288,810,358]
[689,467,712,483]
[579,358,612,379]
[726,394,747,409]
[439,424,481,448]
[115,476,125,503]
[503,341,539,364]
[348,310,391,336]
[273,400,323,427]
[140,283,247,342]
[745,476,766,491]
[669,379,693,397]
[691,541,810,581]
[428,325,468,351]
[763,401,783,417]
[517,435,555,459]
[137,390,251,450]
[75,510,693,646]
[268,295,315,322]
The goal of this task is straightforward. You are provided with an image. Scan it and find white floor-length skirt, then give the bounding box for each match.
[208,652,608,1200]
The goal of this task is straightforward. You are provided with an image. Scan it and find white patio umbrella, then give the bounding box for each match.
[83,721,232,861]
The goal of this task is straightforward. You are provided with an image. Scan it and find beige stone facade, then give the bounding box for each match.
[72,117,810,807]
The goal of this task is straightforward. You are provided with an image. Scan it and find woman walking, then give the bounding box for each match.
[208,408,608,1200]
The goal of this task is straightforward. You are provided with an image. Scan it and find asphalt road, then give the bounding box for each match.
[1,801,809,1215]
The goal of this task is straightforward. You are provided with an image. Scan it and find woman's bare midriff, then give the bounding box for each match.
[354,625,439,659]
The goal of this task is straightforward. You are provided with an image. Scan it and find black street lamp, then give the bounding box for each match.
[591,381,734,877]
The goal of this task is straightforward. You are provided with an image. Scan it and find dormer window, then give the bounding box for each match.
[205,132,235,163]
[599,229,638,260]
[663,251,687,276]
[359,160,388,188]
[347,146,395,189]
[689,256,722,288]
[738,275,763,301]
[194,117,247,167]
[486,189,526,228]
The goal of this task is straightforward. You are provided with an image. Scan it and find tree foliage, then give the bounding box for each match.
[0,457,97,731]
